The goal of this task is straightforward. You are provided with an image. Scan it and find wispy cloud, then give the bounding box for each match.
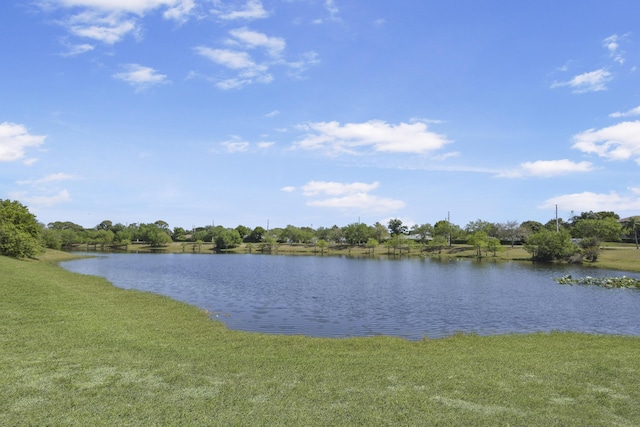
[41,0,195,45]
[213,0,268,20]
[228,28,285,58]
[551,68,612,93]
[324,0,340,21]
[609,106,640,118]
[603,33,627,65]
[293,120,451,155]
[539,189,640,213]
[16,173,75,186]
[287,180,405,213]
[301,181,380,196]
[195,28,317,89]
[59,42,95,57]
[572,121,640,163]
[221,139,250,153]
[0,122,46,164]
[8,189,71,207]
[113,64,169,91]
[497,159,594,178]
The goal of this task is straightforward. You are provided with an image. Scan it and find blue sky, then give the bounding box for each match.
[3,1,640,231]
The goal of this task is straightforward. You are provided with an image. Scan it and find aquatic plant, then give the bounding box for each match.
[554,275,640,289]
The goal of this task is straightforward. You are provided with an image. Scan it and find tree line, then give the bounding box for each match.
[1,198,639,262]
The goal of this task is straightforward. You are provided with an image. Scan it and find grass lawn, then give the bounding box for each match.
[2,251,640,425]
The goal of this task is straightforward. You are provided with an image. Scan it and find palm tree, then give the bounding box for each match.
[623,216,640,249]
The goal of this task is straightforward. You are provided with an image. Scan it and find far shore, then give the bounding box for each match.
[60,241,640,273]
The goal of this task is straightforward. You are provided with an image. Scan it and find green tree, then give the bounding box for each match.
[0,200,42,258]
[215,228,242,250]
[40,227,62,250]
[388,218,407,236]
[235,225,251,242]
[410,223,433,244]
[365,238,379,255]
[316,239,328,255]
[248,226,266,243]
[172,227,187,241]
[524,229,577,262]
[428,235,448,254]
[343,222,370,245]
[140,223,172,247]
[433,220,463,246]
[467,231,489,257]
[260,235,278,253]
[486,237,504,257]
[465,219,497,236]
[571,217,622,242]
[385,234,406,255]
[520,220,544,234]
[372,221,390,242]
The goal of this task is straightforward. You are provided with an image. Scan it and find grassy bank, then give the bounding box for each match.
[2,252,640,425]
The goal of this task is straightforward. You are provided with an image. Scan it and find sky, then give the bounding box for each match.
[3,1,640,231]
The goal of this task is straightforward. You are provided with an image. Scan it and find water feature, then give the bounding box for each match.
[60,253,640,340]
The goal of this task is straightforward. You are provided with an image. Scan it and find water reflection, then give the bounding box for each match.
[61,253,640,340]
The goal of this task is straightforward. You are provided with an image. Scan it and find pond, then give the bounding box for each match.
[60,253,640,340]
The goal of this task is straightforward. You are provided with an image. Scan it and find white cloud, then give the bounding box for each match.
[60,43,95,57]
[264,110,280,118]
[293,120,451,155]
[290,180,405,213]
[308,193,405,212]
[603,34,627,65]
[551,68,612,93]
[42,0,195,45]
[113,64,169,91]
[228,28,285,58]
[572,121,640,163]
[221,140,250,152]
[301,181,380,196]
[214,0,268,20]
[281,186,296,192]
[257,141,274,149]
[17,173,76,186]
[609,106,640,118]
[46,0,193,16]
[195,47,255,69]
[67,14,137,44]
[0,122,46,163]
[539,190,640,213]
[497,159,594,178]
[286,51,320,78]
[8,189,71,207]
[324,0,339,20]
[195,45,274,89]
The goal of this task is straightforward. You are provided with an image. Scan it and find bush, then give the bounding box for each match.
[524,229,577,262]
[0,200,42,258]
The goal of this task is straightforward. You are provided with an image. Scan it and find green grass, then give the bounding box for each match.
[2,252,640,425]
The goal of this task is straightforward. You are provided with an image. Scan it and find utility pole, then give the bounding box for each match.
[556,205,559,232]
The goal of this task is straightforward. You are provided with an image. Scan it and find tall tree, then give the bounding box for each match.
[388,218,407,236]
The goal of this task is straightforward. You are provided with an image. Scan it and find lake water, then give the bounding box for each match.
[60,253,640,340]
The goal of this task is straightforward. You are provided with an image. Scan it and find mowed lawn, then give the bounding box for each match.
[2,252,640,425]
